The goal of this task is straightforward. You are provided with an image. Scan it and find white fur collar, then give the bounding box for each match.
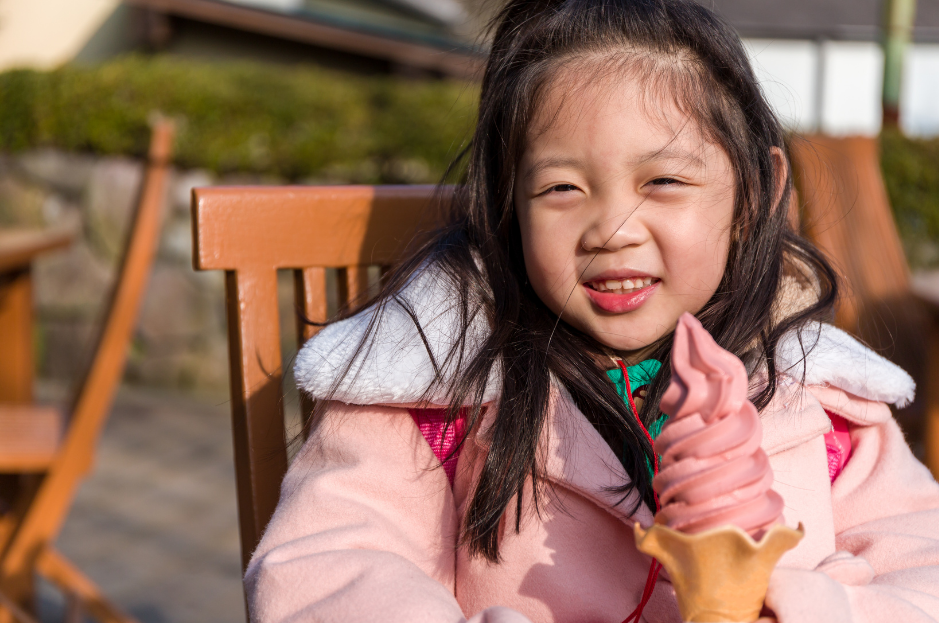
[294,264,499,406]
[775,322,914,408]
[295,265,915,408]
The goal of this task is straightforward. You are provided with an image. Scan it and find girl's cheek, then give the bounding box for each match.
[529,217,576,281]
[656,211,732,291]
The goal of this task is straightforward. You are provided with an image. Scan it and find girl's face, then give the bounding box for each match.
[514,70,736,356]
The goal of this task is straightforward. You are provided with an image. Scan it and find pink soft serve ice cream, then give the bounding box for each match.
[653,313,784,538]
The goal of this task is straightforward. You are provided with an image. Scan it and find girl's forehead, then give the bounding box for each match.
[526,69,711,157]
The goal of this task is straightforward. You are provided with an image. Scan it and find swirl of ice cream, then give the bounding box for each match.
[652,313,783,538]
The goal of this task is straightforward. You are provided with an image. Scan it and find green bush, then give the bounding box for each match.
[881,130,939,268]
[2,57,937,267]
[0,56,478,183]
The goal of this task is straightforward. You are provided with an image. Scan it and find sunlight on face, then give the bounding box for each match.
[514,69,736,357]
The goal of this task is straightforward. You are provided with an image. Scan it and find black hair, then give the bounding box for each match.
[309,0,837,562]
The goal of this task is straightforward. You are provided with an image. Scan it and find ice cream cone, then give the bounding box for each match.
[633,522,803,623]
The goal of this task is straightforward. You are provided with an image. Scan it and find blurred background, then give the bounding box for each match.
[0,0,936,622]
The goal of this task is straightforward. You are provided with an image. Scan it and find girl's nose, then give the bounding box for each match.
[580,204,650,252]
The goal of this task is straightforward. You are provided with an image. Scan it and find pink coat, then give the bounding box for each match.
[247,267,938,621]
[245,378,939,623]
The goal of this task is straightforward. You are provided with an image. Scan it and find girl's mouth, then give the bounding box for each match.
[583,277,660,313]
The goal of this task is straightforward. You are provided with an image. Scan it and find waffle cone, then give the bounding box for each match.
[633,522,803,622]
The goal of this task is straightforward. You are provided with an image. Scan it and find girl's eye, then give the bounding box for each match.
[649,177,684,187]
[544,184,579,194]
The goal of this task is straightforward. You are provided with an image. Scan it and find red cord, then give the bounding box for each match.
[617,359,660,509]
[618,359,661,623]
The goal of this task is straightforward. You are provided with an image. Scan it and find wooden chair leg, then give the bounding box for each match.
[0,589,39,623]
[35,547,138,623]
[0,561,36,623]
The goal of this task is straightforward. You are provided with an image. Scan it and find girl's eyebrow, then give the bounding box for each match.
[523,156,586,181]
[629,147,706,169]
[524,148,706,182]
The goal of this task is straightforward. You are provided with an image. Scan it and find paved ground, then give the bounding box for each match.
[36,383,248,623]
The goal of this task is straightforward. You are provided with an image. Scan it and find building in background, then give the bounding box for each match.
[705,0,939,136]
[0,0,490,79]
[0,0,937,135]
[0,0,125,70]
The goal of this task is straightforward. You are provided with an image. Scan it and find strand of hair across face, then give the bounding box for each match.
[618,359,662,623]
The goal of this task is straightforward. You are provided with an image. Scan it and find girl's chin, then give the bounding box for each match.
[604,340,659,359]
[583,281,659,313]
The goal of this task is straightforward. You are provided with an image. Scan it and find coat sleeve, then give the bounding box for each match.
[766,408,939,623]
[244,401,532,623]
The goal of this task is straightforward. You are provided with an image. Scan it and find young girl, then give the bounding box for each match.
[246,1,939,621]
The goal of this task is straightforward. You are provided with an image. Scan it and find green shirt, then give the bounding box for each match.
[606,359,667,481]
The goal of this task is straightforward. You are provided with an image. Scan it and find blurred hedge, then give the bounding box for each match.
[1,57,937,267]
[0,56,478,183]
[881,130,939,268]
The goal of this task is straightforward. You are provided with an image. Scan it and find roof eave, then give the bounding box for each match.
[124,0,485,79]
[735,24,939,44]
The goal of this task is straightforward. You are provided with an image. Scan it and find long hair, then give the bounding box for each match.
[309,0,837,562]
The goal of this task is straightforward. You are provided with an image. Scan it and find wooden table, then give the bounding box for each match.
[0,228,74,404]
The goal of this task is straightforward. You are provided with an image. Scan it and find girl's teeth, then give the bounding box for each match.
[592,278,655,293]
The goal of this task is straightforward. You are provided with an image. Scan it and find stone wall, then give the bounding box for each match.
[0,148,302,393]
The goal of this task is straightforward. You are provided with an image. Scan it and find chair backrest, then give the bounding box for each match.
[191,185,447,571]
[790,136,911,327]
[1,119,174,575]
[789,135,926,390]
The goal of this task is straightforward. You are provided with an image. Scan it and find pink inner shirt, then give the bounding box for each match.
[824,410,852,482]
[409,408,467,485]
[410,407,853,486]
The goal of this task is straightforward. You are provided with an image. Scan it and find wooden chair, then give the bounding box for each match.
[195,148,938,614]
[190,185,445,577]
[790,135,938,479]
[0,119,175,623]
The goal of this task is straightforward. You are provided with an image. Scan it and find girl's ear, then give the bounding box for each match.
[770,146,797,230]
[769,146,788,207]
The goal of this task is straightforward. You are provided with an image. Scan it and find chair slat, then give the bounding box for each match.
[192,186,446,271]
[293,267,328,438]
[337,266,369,310]
[294,267,328,342]
[225,268,289,572]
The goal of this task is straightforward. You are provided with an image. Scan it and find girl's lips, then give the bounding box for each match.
[584,280,659,313]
